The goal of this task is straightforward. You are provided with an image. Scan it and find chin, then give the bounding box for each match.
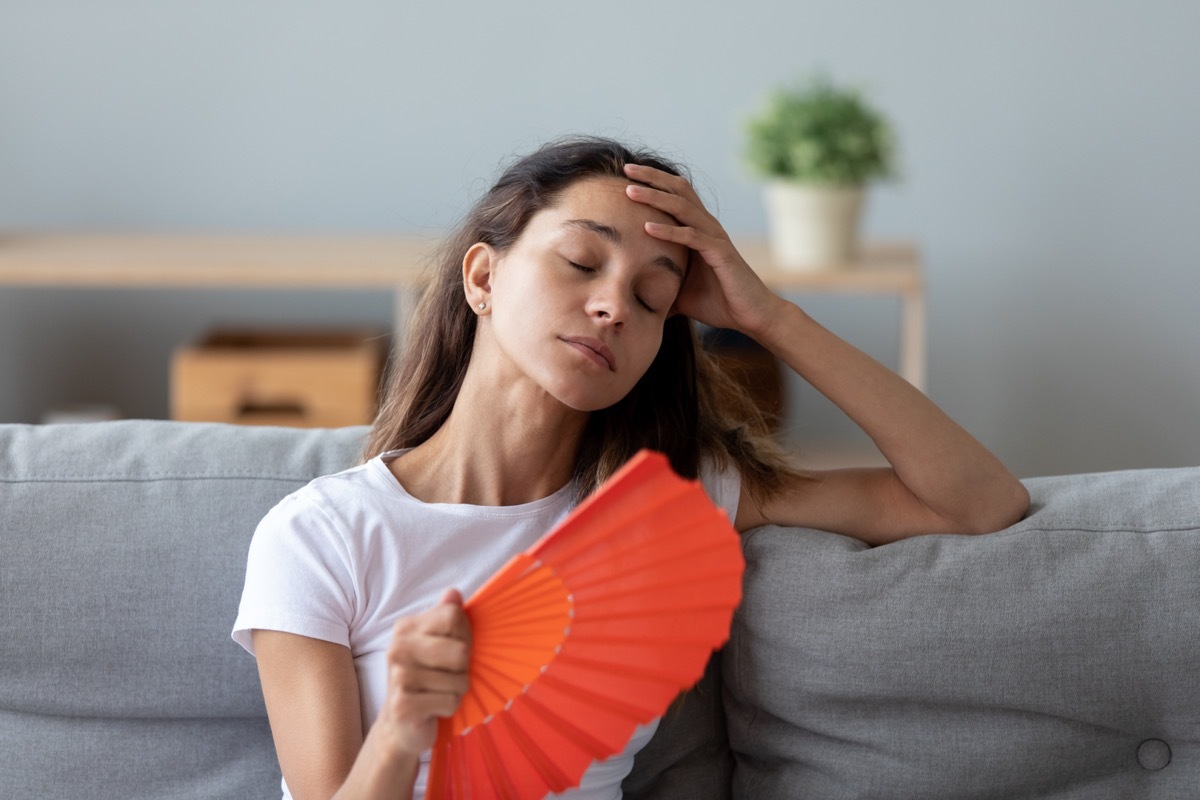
[547,382,627,414]
[556,393,617,414]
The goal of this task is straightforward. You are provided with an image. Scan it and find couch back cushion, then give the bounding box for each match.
[0,421,367,799]
[621,651,733,800]
[724,467,1200,799]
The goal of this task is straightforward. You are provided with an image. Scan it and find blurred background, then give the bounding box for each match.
[1,0,1197,477]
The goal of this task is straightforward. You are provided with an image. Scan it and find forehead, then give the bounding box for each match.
[520,177,688,271]
[539,177,681,235]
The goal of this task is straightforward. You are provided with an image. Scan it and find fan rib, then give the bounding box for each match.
[535,672,656,724]
[488,711,574,794]
[516,688,625,756]
[562,530,738,581]
[552,648,712,686]
[475,570,565,613]
[427,450,743,798]
[569,567,744,607]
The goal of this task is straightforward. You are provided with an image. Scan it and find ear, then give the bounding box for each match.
[462,242,496,314]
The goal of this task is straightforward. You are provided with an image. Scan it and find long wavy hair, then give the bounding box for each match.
[365,136,802,506]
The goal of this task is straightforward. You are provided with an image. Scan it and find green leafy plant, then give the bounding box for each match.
[745,74,897,185]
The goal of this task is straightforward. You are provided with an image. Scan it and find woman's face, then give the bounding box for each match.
[483,175,689,412]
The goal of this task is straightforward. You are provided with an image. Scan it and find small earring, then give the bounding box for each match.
[478,302,487,310]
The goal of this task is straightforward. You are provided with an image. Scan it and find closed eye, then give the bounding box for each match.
[569,260,658,314]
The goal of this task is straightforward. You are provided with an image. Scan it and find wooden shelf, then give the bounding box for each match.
[0,232,917,290]
[0,232,927,392]
[732,238,922,293]
[0,233,438,288]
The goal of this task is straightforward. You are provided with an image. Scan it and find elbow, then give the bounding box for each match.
[958,479,1031,535]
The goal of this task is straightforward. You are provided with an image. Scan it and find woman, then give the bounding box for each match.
[233,136,1029,799]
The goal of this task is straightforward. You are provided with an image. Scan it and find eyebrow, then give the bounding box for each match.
[564,218,684,281]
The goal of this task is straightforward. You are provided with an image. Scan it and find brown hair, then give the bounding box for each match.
[365,135,802,507]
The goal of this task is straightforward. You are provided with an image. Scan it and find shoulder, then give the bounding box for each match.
[234,463,390,655]
[271,453,405,518]
[252,456,399,554]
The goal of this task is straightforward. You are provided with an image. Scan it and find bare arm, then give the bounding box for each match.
[253,630,420,799]
[624,163,1029,544]
[733,302,1030,543]
[252,589,471,799]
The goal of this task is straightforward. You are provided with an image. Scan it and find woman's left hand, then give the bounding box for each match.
[623,162,783,338]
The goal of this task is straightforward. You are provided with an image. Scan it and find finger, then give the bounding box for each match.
[420,632,472,672]
[623,163,701,204]
[389,607,472,663]
[389,672,466,721]
[391,630,471,673]
[390,607,459,646]
[398,691,461,722]
[643,221,718,253]
[414,594,472,642]
[391,662,471,698]
[625,184,710,229]
[429,602,472,643]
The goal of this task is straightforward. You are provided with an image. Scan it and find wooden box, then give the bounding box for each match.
[171,328,388,428]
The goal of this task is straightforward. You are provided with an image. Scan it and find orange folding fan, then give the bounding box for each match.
[425,449,744,800]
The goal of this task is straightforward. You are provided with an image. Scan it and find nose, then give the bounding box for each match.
[586,277,631,328]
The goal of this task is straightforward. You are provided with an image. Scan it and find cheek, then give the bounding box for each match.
[631,327,666,375]
[491,278,547,331]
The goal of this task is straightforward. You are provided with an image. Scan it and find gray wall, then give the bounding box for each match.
[2,1,1197,478]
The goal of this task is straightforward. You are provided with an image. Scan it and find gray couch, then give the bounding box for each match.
[1,420,1196,799]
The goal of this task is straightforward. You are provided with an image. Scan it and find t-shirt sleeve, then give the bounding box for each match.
[231,490,357,656]
[699,457,741,525]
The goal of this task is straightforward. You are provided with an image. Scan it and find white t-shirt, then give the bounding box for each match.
[232,450,740,800]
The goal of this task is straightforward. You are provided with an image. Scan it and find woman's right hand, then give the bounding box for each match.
[376,588,473,758]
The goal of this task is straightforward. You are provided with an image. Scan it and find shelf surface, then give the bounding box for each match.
[0,233,919,291]
[0,233,437,288]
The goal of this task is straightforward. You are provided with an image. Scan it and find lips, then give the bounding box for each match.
[561,336,616,371]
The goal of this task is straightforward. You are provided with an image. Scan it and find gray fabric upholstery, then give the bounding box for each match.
[0,713,278,799]
[1,421,368,799]
[724,467,1200,799]
[622,653,733,799]
[3,420,1197,799]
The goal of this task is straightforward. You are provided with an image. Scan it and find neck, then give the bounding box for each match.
[388,359,589,507]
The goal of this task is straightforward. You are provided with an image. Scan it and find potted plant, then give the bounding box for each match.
[745,74,897,270]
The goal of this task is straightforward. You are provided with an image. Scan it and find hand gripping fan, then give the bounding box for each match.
[425,449,744,799]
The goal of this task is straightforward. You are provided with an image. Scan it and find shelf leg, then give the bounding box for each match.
[900,288,927,393]
[393,284,419,353]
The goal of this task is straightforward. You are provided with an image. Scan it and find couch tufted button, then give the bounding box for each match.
[1137,739,1171,770]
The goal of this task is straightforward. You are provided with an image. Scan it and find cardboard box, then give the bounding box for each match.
[171,328,388,427]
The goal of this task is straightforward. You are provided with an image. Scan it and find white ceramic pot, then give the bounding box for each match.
[763,182,864,271]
